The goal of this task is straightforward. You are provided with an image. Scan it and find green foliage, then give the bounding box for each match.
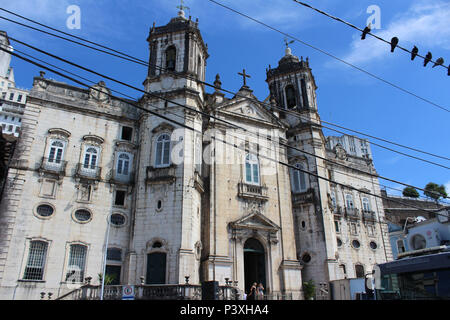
[98,273,116,285]
[424,182,447,201]
[303,279,316,300]
[402,187,419,198]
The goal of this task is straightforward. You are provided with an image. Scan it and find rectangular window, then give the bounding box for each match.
[397,239,406,253]
[334,220,340,233]
[7,125,13,132]
[114,190,126,206]
[1,92,6,99]
[9,92,14,100]
[346,194,354,209]
[121,126,133,141]
[23,241,48,280]
[17,94,23,102]
[350,223,357,235]
[65,244,87,283]
[367,224,375,236]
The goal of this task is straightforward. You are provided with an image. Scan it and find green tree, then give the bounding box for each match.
[424,182,448,202]
[402,187,419,198]
[98,273,116,285]
[302,279,316,300]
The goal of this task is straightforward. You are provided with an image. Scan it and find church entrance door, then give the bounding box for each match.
[146,252,166,284]
[244,238,266,294]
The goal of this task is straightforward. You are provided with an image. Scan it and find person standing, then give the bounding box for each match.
[247,282,257,300]
[257,283,264,300]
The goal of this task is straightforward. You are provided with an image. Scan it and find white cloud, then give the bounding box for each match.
[342,0,450,65]
[445,181,450,194]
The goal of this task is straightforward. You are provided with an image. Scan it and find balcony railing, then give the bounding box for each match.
[146,165,176,184]
[332,205,343,217]
[57,284,242,300]
[39,157,67,176]
[345,207,360,219]
[292,189,316,207]
[75,163,101,180]
[237,182,268,201]
[362,210,376,222]
[108,169,135,185]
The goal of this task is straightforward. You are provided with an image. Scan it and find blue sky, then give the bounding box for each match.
[1,0,449,200]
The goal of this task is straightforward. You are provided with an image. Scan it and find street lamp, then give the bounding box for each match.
[100,213,112,301]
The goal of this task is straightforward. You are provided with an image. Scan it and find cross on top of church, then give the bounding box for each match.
[238,69,251,87]
[284,37,294,48]
[177,0,190,13]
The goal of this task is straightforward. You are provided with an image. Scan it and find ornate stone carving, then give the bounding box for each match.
[334,144,347,160]
[89,81,111,104]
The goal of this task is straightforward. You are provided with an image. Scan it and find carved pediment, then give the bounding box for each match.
[83,134,104,145]
[48,128,71,139]
[230,212,280,232]
[151,122,175,134]
[217,99,286,128]
[89,81,111,104]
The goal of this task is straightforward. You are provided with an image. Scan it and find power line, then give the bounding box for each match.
[206,0,450,113]
[1,10,449,164]
[8,36,450,203]
[292,0,450,74]
[1,46,447,218]
[15,42,448,207]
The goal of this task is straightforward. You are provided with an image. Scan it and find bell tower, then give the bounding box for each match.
[144,7,209,98]
[128,8,208,286]
[266,45,337,287]
[266,43,318,128]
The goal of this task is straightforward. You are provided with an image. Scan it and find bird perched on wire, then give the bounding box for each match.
[390,37,399,52]
[411,46,419,60]
[424,52,432,67]
[432,57,444,68]
[361,25,371,40]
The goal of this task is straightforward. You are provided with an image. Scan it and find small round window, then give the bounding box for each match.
[74,209,92,223]
[110,213,125,226]
[302,253,311,263]
[352,240,361,249]
[152,241,163,248]
[369,241,378,250]
[36,204,54,217]
[337,238,343,247]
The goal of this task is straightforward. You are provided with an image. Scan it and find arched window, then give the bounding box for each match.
[23,241,48,280]
[345,194,354,209]
[291,163,307,192]
[117,153,131,175]
[155,134,171,167]
[362,197,371,212]
[83,147,99,169]
[285,85,296,109]
[66,244,87,283]
[197,56,202,79]
[48,140,65,164]
[245,154,260,185]
[165,46,176,71]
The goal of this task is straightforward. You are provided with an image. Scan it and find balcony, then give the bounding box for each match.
[108,169,135,185]
[331,205,343,218]
[75,163,101,181]
[345,207,360,220]
[292,189,316,207]
[237,182,268,201]
[146,165,176,184]
[39,157,67,178]
[57,284,242,300]
[362,210,376,222]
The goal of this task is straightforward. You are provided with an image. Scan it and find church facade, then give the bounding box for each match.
[0,10,391,300]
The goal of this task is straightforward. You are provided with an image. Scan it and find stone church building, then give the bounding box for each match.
[0,10,392,299]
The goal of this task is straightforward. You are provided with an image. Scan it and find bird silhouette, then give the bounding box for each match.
[390,37,399,52]
[424,52,432,67]
[361,25,371,40]
[432,57,444,68]
[411,46,419,60]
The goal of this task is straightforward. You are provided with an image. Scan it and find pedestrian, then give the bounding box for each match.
[247,282,257,300]
[257,282,264,300]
